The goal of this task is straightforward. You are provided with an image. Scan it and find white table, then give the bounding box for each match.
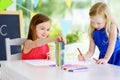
[1,60,120,80]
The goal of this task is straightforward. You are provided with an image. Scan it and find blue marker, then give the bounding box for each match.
[61,42,65,65]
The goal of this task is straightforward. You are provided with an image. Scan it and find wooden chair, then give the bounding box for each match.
[5,38,26,61]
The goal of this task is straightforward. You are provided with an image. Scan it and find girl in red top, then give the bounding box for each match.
[22,14,66,60]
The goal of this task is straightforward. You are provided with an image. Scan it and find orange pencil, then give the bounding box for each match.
[77,48,85,61]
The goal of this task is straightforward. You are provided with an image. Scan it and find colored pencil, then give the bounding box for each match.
[93,58,98,62]
[77,48,85,61]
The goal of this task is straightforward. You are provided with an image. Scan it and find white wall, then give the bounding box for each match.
[7,0,16,10]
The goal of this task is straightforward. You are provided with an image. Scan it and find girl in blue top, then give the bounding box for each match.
[78,2,120,66]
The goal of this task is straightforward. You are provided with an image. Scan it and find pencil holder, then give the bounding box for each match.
[55,41,65,66]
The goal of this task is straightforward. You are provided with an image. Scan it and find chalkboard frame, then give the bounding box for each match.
[0,11,23,60]
[0,11,23,37]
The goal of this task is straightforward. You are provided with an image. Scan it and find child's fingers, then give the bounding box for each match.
[58,33,62,41]
[96,60,103,64]
[57,33,66,44]
[57,35,62,41]
[47,53,51,60]
[47,56,51,60]
[96,59,107,64]
[78,54,84,61]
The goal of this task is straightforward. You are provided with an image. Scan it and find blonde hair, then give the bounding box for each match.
[88,2,116,39]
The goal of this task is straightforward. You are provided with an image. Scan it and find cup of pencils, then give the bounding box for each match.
[55,41,65,66]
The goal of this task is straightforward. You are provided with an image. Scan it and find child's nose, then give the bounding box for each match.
[43,30,48,35]
[44,30,47,33]
[94,24,98,28]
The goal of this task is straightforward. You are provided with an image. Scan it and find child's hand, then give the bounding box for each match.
[78,54,85,61]
[47,52,51,60]
[96,58,108,64]
[57,33,67,44]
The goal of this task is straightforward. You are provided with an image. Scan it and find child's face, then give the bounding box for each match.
[90,15,106,30]
[36,21,51,38]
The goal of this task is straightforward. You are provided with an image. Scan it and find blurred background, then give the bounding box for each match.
[1,0,120,60]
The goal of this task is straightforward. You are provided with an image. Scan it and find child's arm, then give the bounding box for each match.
[85,38,96,58]
[78,38,96,60]
[97,24,117,64]
[23,35,65,53]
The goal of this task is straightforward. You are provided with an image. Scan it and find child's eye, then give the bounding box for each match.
[40,28,45,30]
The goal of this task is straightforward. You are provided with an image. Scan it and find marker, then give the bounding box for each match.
[61,41,65,65]
[61,64,80,70]
[49,64,56,67]
[68,67,89,72]
[77,48,85,61]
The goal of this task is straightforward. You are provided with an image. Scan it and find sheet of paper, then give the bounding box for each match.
[64,58,95,66]
[23,60,56,66]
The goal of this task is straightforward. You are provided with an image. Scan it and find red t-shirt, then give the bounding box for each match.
[22,44,50,60]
